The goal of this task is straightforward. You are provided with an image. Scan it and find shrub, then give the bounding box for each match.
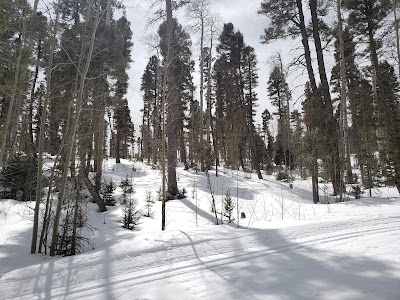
[102,180,116,206]
[120,176,134,194]
[0,154,37,201]
[121,197,140,230]
[144,189,154,217]
[120,176,134,204]
[276,171,288,182]
[351,185,363,199]
[223,190,235,223]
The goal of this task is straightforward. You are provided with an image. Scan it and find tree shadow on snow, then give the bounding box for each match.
[196,226,400,300]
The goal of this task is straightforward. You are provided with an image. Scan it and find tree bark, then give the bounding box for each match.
[296,0,319,203]
[27,40,42,157]
[94,92,106,191]
[31,0,61,254]
[199,19,205,170]
[394,0,400,75]
[309,0,340,196]
[337,0,347,201]
[0,5,28,167]
[81,172,107,212]
[50,3,103,256]
[166,0,178,194]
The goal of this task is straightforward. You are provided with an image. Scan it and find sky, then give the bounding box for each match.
[124,0,306,132]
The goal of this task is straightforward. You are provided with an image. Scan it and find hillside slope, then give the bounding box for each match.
[1,159,399,299]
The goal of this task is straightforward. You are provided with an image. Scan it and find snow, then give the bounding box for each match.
[1,159,400,299]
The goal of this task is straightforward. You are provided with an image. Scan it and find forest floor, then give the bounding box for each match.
[0,159,399,299]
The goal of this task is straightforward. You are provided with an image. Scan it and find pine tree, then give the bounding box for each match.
[261,109,274,173]
[158,16,193,191]
[243,46,263,179]
[214,23,261,173]
[259,0,322,202]
[223,190,234,223]
[378,61,400,191]
[141,56,160,164]
[267,64,291,169]
[331,26,357,184]
[344,0,392,152]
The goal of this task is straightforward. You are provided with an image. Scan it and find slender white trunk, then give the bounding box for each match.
[394,0,400,74]
[50,3,102,256]
[162,0,173,231]
[31,0,62,254]
[0,5,28,167]
[337,0,347,201]
[199,19,205,168]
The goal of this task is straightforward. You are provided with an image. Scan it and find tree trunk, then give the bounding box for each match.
[116,118,121,163]
[296,0,317,92]
[199,19,205,170]
[38,151,61,253]
[70,178,80,256]
[166,0,178,194]
[296,0,319,203]
[0,6,28,167]
[50,3,102,256]
[31,1,61,254]
[394,0,400,75]
[94,92,106,191]
[211,118,219,177]
[312,157,319,203]
[81,172,107,212]
[337,0,347,201]
[309,0,340,196]
[27,40,42,157]
[179,129,189,170]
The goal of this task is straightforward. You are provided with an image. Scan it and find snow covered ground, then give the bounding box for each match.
[1,159,399,299]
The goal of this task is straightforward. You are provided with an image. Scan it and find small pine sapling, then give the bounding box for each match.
[157,187,163,201]
[144,189,154,217]
[223,190,235,223]
[121,197,140,230]
[120,176,134,204]
[276,171,289,182]
[351,185,363,199]
[55,183,94,256]
[120,176,134,194]
[102,179,116,206]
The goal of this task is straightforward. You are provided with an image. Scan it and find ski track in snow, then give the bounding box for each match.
[1,216,400,300]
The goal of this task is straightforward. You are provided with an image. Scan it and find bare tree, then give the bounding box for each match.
[31,0,62,254]
[162,0,175,230]
[186,0,210,170]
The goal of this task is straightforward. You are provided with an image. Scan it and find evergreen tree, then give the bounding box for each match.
[259,0,322,202]
[213,23,261,173]
[344,0,392,152]
[140,56,161,164]
[267,65,291,168]
[261,109,274,173]
[158,17,194,189]
[378,61,400,191]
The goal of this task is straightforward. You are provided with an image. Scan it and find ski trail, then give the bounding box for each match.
[1,215,399,300]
